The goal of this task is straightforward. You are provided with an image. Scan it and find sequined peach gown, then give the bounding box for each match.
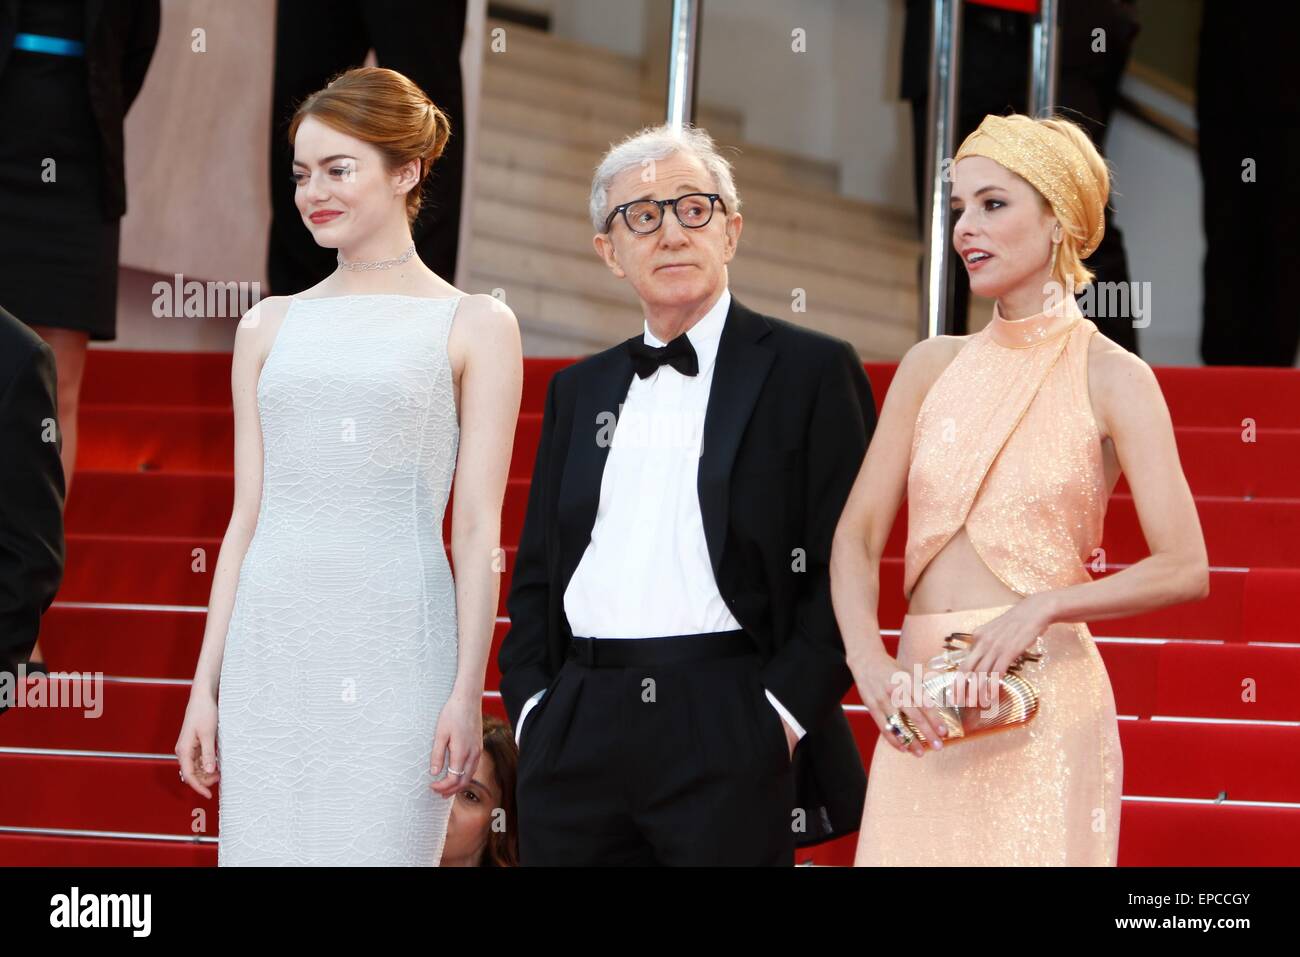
[855,299,1124,866]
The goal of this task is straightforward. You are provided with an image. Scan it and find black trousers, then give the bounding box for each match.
[1196,1,1300,366]
[516,632,797,866]
[267,0,467,295]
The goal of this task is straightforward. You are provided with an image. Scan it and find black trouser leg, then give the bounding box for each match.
[516,647,796,866]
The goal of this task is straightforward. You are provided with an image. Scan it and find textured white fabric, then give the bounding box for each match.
[217,294,463,866]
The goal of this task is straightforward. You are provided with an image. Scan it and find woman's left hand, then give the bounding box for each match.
[430,687,484,798]
[956,594,1055,694]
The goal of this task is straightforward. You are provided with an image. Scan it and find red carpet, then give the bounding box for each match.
[2,351,1297,866]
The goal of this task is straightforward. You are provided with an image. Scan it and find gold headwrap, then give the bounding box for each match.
[953,114,1105,259]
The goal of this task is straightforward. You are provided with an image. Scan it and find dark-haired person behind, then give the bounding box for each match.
[0,304,65,715]
[0,0,160,669]
[440,715,519,867]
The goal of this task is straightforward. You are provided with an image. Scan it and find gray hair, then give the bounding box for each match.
[589,124,742,232]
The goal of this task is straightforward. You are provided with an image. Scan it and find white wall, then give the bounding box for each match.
[505,0,647,59]
[1106,113,1204,366]
[696,0,913,213]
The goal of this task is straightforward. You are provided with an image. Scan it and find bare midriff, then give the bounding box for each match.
[906,524,1022,615]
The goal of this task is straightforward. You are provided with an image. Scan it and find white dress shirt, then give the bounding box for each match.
[514,288,806,745]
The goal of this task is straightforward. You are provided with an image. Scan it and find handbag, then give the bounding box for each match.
[897,632,1042,745]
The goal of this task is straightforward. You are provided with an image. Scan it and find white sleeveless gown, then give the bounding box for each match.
[217,294,463,866]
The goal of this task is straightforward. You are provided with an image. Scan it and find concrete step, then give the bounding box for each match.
[482,59,744,142]
[483,17,645,96]
[472,158,919,284]
[463,237,916,360]
[470,199,914,321]
[480,93,843,195]
[475,126,916,243]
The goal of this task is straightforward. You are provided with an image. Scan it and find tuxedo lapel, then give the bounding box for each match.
[556,340,637,602]
[697,298,775,576]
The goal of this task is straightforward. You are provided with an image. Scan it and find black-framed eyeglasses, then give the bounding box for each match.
[602,192,726,235]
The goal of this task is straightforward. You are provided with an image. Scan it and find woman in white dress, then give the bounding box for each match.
[174,67,522,865]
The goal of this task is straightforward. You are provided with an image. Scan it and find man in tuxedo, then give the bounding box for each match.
[497,125,874,865]
[0,304,65,715]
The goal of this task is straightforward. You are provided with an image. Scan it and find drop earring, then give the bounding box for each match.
[1049,225,1062,277]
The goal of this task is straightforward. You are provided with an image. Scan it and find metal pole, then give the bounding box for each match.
[919,0,962,339]
[1029,0,1060,115]
[666,0,701,129]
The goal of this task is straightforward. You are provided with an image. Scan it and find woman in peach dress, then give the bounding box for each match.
[830,114,1209,866]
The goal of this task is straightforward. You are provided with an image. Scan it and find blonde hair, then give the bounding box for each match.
[289,67,451,228]
[1034,116,1111,287]
[955,113,1111,288]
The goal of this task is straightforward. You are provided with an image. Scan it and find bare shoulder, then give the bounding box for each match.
[893,333,965,401]
[1087,329,1164,435]
[450,293,520,345]
[234,295,294,368]
[448,293,521,368]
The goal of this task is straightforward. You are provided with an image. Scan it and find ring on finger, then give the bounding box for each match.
[885,712,915,748]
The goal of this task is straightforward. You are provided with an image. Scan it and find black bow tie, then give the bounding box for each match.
[627,333,699,379]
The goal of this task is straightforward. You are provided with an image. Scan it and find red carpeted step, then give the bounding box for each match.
[75,408,1297,504]
[7,711,1292,841]
[80,353,1300,428]
[1155,643,1300,721]
[64,463,1300,571]
[81,351,570,418]
[46,551,1285,647]
[58,537,519,614]
[67,471,235,537]
[1119,719,1300,802]
[78,407,546,479]
[1096,641,1162,717]
[802,800,1300,866]
[40,607,208,679]
[35,607,512,689]
[0,832,215,866]
[0,753,216,837]
[1114,426,1300,499]
[78,406,233,473]
[81,351,232,408]
[1140,366,1300,430]
[0,679,191,753]
[853,701,1252,785]
[1115,801,1300,866]
[1107,495,1300,568]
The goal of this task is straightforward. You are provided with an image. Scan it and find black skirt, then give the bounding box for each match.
[0,37,120,342]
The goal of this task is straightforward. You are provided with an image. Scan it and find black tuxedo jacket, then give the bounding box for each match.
[498,295,876,846]
[0,306,65,714]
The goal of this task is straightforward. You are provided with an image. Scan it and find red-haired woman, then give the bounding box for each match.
[175,67,522,866]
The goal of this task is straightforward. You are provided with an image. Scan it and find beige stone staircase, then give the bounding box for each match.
[466,19,923,360]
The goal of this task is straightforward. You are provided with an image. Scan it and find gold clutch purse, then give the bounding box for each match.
[898,632,1042,745]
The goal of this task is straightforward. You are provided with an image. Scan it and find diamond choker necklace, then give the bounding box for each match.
[337,243,417,271]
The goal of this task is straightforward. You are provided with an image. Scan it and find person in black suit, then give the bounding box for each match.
[497,125,874,865]
[0,304,65,714]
